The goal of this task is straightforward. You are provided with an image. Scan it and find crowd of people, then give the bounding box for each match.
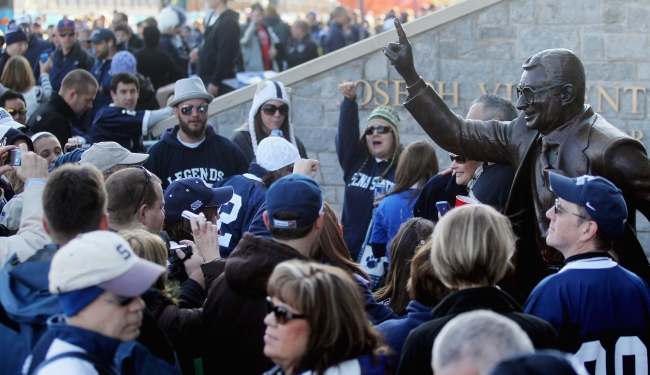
[0,5,646,375]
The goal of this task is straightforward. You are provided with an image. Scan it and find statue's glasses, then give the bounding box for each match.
[517,84,566,105]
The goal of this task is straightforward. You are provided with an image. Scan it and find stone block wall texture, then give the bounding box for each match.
[210,0,650,254]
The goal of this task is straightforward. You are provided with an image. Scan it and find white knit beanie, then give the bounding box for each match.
[158,6,180,32]
[256,137,301,172]
[248,81,297,156]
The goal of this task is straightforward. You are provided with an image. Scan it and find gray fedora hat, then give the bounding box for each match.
[169,77,214,107]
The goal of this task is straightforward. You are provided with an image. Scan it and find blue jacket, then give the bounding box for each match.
[375,300,433,368]
[92,105,146,152]
[25,36,53,78]
[0,247,61,375]
[83,58,113,142]
[144,124,248,190]
[212,162,269,257]
[336,97,397,261]
[323,21,351,54]
[49,41,95,92]
[371,189,420,260]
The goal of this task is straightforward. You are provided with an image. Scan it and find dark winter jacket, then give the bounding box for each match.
[25,35,53,77]
[49,41,95,92]
[198,9,240,87]
[336,97,397,260]
[143,124,248,189]
[413,173,466,222]
[25,91,76,147]
[135,46,186,91]
[201,233,308,375]
[397,287,559,375]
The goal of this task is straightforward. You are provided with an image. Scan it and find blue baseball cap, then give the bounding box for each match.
[164,178,233,223]
[57,17,75,32]
[266,174,323,229]
[85,28,116,43]
[549,173,627,239]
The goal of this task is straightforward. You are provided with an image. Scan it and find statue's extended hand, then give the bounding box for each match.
[382,19,419,86]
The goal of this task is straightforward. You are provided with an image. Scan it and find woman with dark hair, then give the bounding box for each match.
[374,217,435,315]
[370,140,438,259]
[337,81,403,261]
[263,260,389,375]
[232,80,308,164]
[375,241,452,367]
[312,202,396,324]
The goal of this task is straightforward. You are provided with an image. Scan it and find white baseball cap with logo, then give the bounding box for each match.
[80,141,149,172]
[0,108,26,130]
[49,230,165,297]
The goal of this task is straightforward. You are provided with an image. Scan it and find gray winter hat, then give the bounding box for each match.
[169,77,214,107]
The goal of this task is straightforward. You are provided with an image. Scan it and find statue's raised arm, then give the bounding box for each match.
[382,19,420,87]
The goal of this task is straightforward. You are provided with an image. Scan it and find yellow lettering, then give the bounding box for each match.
[436,82,460,108]
[477,82,488,96]
[492,83,503,95]
[354,79,372,106]
[374,80,390,106]
[584,85,591,104]
[393,80,407,107]
[503,83,516,102]
[631,129,644,141]
[596,86,620,113]
[624,87,647,114]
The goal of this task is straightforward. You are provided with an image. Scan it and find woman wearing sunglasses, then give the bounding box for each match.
[337,81,404,262]
[263,260,389,375]
[232,80,308,164]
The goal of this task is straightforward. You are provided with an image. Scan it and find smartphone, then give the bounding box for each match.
[181,210,199,234]
[6,149,20,166]
[435,201,452,217]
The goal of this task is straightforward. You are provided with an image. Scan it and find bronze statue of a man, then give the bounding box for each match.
[383,19,650,299]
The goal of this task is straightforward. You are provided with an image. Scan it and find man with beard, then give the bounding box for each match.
[144,77,248,189]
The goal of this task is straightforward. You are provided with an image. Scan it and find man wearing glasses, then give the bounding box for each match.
[384,19,650,299]
[144,77,248,189]
[49,18,95,93]
[524,173,650,372]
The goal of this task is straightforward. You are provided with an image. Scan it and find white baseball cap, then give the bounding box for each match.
[0,108,26,130]
[80,142,149,172]
[256,136,300,172]
[49,230,165,297]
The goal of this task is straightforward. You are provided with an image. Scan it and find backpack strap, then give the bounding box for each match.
[30,351,119,375]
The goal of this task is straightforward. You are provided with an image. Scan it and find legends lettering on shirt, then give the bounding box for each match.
[348,173,395,191]
[167,168,225,186]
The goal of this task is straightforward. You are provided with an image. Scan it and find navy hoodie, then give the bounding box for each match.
[336,98,397,261]
[144,124,248,189]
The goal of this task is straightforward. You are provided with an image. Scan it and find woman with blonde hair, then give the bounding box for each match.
[263,260,389,375]
[1,55,52,119]
[397,205,559,375]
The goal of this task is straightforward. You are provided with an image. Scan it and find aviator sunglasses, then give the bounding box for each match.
[180,103,209,116]
[364,125,392,136]
[6,108,27,116]
[266,296,306,324]
[261,104,289,116]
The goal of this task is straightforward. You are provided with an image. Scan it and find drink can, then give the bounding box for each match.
[374,181,386,199]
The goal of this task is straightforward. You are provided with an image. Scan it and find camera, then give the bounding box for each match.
[167,243,192,279]
[181,210,199,234]
[6,149,20,166]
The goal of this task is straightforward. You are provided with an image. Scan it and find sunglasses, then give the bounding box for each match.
[59,31,75,38]
[6,108,27,116]
[516,84,566,105]
[266,296,306,324]
[100,294,136,306]
[364,125,392,136]
[130,165,152,215]
[553,198,589,220]
[449,154,467,164]
[261,104,289,116]
[180,103,209,116]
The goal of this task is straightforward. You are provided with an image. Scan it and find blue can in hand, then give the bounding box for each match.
[39,53,49,63]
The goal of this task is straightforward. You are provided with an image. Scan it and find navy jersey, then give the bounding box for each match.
[213,174,267,257]
[92,105,146,152]
[525,256,650,375]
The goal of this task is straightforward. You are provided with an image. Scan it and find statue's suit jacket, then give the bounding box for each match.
[405,83,650,299]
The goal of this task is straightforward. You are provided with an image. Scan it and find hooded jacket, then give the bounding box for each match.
[232,80,308,164]
[396,287,559,375]
[201,233,308,375]
[26,92,77,148]
[198,8,240,87]
[143,124,248,189]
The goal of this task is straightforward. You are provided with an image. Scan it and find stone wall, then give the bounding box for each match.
[208,0,650,252]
